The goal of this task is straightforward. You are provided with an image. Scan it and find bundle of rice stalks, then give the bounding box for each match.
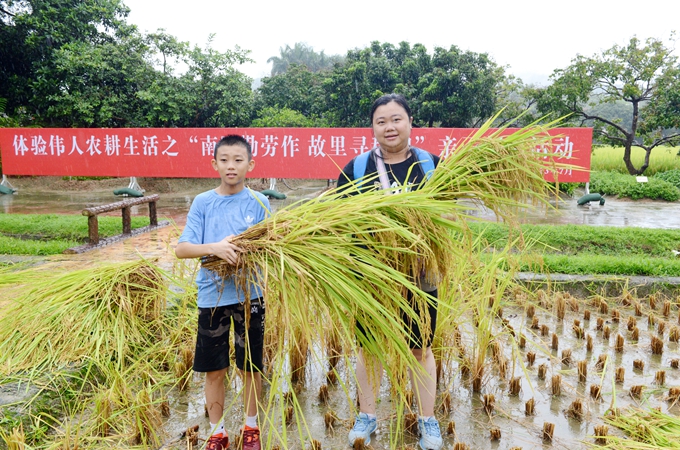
[198,116,566,377]
[602,408,680,448]
[0,259,167,374]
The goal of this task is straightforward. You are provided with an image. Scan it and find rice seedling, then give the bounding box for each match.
[551,333,559,350]
[453,443,470,450]
[634,359,645,371]
[630,385,644,399]
[490,427,501,440]
[593,424,608,444]
[670,326,680,342]
[551,375,562,396]
[583,309,591,321]
[567,398,584,420]
[530,316,539,329]
[525,398,535,416]
[323,410,338,431]
[586,334,593,352]
[174,345,194,391]
[651,335,664,355]
[404,413,418,435]
[603,325,611,340]
[596,317,604,331]
[483,394,495,415]
[671,359,679,369]
[655,370,666,386]
[538,364,547,380]
[439,391,452,414]
[310,438,322,450]
[590,384,602,401]
[599,300,609,315]
[555,293,566,320]
[498,356,508,379]
[657,319,667,336]
[518,333,526,349]
[509,377,521,395]
[664,300,671,317]
[578,360,587,382]
[561,349,572,366]
[611,308,621,323]
[542,422,555,442]
[318,384,329,404]
[596,354,608,372]
[668,387,680,404]
[446,421,456,435]
[632,326,640,341]
[648,313,656,328]
[627,316,637,331]
[635,301,642,316]
[616,367,625,384]
[615,334,625,352]
[649,294,657,310]
[573,324,584,339]
[527,351,536,367]
[541,324,549,337]
[526,304,535,318]
[509,447,523,450]
[573,318,580,328]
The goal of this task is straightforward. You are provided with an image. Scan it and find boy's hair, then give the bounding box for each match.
[214,134,252,160]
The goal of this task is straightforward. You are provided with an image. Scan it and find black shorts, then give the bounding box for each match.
[356,289,438,350]
[193,298,265,373]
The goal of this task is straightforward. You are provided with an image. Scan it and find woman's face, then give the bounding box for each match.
[372,101,412,155]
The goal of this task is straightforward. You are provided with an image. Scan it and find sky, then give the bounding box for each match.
[124,0,678,86]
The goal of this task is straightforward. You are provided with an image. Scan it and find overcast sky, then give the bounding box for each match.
[124,0,678,85]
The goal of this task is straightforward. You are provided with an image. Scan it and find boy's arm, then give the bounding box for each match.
[175,235,242,265]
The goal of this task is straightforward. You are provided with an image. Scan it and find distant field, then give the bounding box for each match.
[591,145,680,175]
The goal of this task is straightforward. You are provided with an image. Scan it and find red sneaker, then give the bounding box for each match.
[240,425,261,450]
[205,431,229,450]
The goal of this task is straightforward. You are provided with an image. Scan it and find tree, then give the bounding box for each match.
[0,0,134,122]
[322,41,507,128]
[267,42,343,76]
[536,36,680,175]
[255,64,327,118]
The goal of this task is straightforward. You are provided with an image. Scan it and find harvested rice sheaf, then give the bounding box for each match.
[0,259,167,374]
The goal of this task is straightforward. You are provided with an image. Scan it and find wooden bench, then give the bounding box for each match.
[64,194,169,253]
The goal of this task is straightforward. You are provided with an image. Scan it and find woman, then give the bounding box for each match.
[337,93,443,450]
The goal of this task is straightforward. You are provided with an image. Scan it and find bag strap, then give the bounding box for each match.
[353,147,435,188]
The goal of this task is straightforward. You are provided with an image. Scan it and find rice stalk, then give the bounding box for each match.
[602,408,680,449]
[0,259,167,375]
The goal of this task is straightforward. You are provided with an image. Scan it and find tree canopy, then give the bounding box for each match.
[535,36,680,175]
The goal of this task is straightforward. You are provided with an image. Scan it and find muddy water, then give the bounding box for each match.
[3,182,680,449]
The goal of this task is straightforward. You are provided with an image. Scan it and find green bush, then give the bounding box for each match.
[654,169,680,189]
[589,171,680,201]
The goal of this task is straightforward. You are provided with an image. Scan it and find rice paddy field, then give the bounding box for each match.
[2,132,680,450]
[590,146,680,175]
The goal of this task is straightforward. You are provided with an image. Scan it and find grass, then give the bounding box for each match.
[0,214,152,255]
[470,222,680,276]
[590,145,680,175]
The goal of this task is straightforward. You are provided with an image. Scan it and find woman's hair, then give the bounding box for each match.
[369,93,412,124]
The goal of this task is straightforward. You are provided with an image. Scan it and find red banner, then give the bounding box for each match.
[0,127,592,182]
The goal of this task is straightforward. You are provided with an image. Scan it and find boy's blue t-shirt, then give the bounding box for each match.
[178,188,270,308]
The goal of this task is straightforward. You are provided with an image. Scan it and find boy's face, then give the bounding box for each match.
[211,143,254,193]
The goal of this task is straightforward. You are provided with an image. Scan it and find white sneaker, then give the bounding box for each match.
[417,416,443,450]
[348,412,377,446]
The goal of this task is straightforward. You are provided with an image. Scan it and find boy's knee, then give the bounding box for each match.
[206,368,228,383]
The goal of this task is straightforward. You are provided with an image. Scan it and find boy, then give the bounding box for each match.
[175,134,270,450]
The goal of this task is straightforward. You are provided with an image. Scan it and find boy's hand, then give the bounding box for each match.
[212,235,243,265]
